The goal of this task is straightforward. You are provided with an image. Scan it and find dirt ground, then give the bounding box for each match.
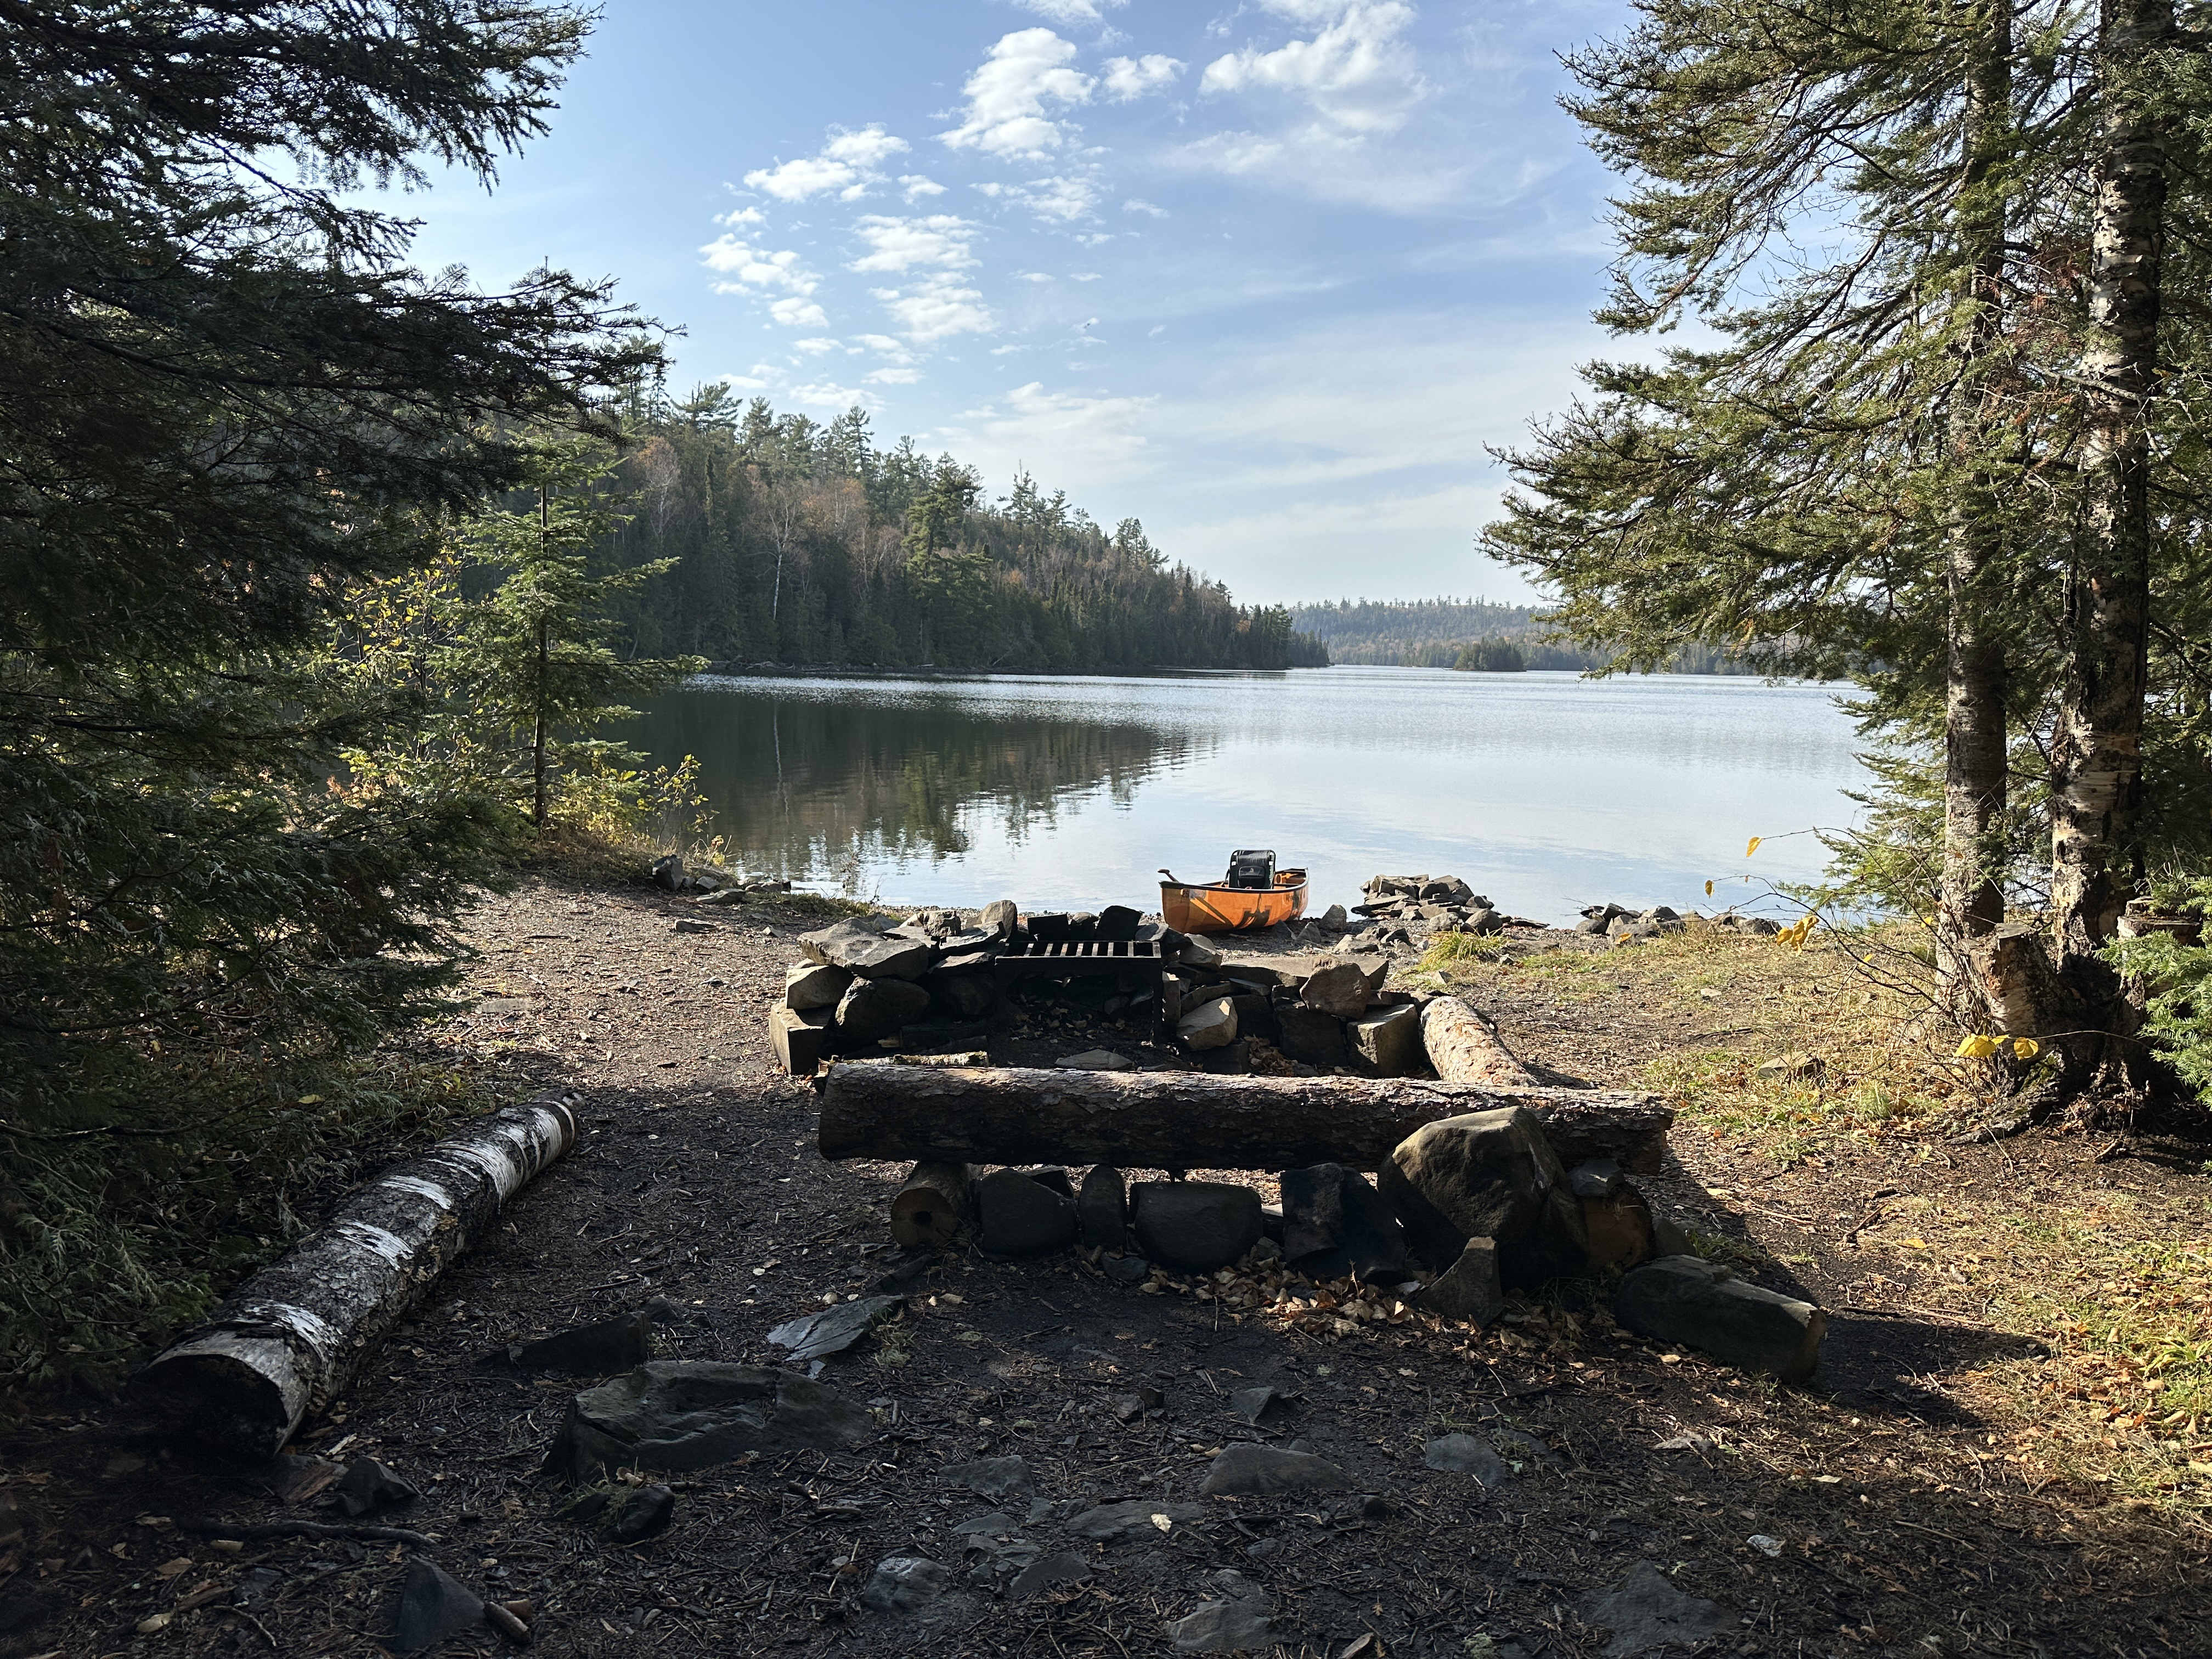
[1,874,2205,1659]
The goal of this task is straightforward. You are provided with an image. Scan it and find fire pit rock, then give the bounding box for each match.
[1131,1181,1263,1272]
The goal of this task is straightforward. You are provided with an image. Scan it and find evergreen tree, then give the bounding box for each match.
[0,1,657,1129]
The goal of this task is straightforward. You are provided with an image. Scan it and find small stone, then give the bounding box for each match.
[1747,1533,1783,1558]
[940,1456,1032,1498]
[1198,1443,1351,1496]
[1612,1256,1825,1383]
[977,1169,1077,1256]
[1078,1165,1128,1251]
[387,1559,483,1655]
[1227,1385,1290,1425]
[650,854,684,893]
[1065,1499,1204,1541]
[1176,938,1224,970]
[1756,1052,1826,1082]
[1011,1551,1091,1599]
[1424,1433,1510,1482]
[1094,905,1142,940]
[861,1555,953,1614]
[1408,1237,1505,1327]
[1279,1163,1407,1283]
[785,962,852,1011]
[672,917,710,935]
[549,1361,872,1483]
[1101,1253,1150,1283]
[1319,903,1349,929]
[1274,1003,1346,1066]
[1131,1181,1262,1273]
[981,899,1020,939]
[332,1458,419,1518]
[1581,1561,1730,1656]
[1177,996,1238,1051]
[1056,1048,1136,1071]
[603,1484,675,1543]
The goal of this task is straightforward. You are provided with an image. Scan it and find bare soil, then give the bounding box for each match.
[1,876,2205,1659]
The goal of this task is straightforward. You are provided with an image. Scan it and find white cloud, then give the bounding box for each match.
[865,366,923,384]
[899,174,947,201]
[1121,197,1167,217]
[1071,271,1103,281]
[717,205,767,225]
[1199,1,1425,137]
[789,379,875,408]
[792,337,840,354]
[743,123,910,202]
[700,235,820,296]
[848,214,982,274]
[1102,53,1184,100]
[769,297,830,328]
[822,126,911,167]
[975,173,1102,222]
[1016,270,1056,283]
[871,275,996,342]
[940,29,1093,157]
[1005,0,1125,20]
[944,381,1155,488]
[853,332,915,360]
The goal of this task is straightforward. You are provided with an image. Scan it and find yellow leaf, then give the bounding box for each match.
[2011,1037,2040,1060]
[1746,836,1763,857]
[1705,879,1715,896]
[1955,1035,2001,1060]
[1901,1238,1929,1249]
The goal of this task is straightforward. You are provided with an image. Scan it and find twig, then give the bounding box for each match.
[173,1515,438,1548]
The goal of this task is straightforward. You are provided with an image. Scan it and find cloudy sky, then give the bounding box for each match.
[391,0,1632,605]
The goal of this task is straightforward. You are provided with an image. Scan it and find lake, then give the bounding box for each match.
[628,667,1866,925]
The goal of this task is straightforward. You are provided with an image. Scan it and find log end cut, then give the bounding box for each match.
[129,1332,310,1459]
[889,1161,975,1249]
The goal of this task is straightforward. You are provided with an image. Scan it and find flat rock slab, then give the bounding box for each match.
[939,1455,1033,1498]
[802,918,936,980]
[1065,1499,1206,1541]
[766,1294,903,1362]
[1010,1551,1091,1600]
[1612,1255,1826,1383]
[1422,1434,1509,1483]
[1167,1598,1277,1654]
[504,1309,654,1376]
[1057,1048,1136,1070]
[1583,1561,1730,1656]
[550,1361,872,1483]
[1198,1443,1351,1496]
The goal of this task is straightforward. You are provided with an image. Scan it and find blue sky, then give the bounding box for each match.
[390,0,1632,605]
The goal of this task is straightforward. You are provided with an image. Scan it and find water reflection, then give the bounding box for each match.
[635,676,1214,885]
[628,668,1865,921]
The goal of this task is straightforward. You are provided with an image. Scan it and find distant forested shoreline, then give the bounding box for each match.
[595,391,1329,674]
[1285,597,1763,675]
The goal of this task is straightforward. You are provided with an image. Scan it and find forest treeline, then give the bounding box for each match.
[599,388,1329,674]
[1286,598,1759,674]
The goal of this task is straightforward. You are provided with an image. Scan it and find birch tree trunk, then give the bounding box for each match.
[2050,0,2171,989]
[1942,1,2018,1017]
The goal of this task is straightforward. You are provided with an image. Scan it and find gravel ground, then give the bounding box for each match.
[0,874,2199,1659]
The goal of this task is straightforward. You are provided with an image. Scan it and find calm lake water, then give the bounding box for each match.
[628,667,1866,925]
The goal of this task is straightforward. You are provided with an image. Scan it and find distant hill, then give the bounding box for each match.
[1285,597,1760,675]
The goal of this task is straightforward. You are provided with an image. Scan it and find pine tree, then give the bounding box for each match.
[0,2,658,1128]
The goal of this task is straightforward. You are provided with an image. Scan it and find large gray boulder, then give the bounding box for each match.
[800,917,936,980]
[836,976,933,1044]
[549,1362,871,1482]
[1379,1107,1589,1286]
[977,1170,1077,1257]
[1130,1181,1262,1272]
[1297,958,1372,1018]
[1612,1255,1825,1383]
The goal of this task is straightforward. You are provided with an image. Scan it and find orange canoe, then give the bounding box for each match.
[1160,870,1308,934]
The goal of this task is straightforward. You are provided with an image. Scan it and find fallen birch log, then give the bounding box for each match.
[1421,996,1542,1089]
[817,1066,1669,1173]
[132,1091,583,1457]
